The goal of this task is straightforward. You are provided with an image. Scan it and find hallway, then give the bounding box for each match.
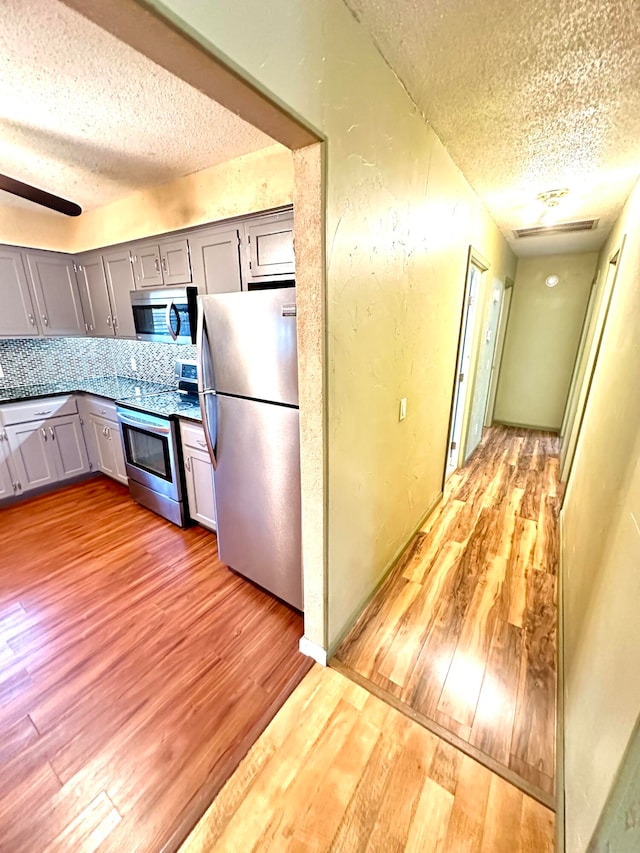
[334,425,561,805]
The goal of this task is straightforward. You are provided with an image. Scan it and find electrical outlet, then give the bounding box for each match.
[130,356,138,372]
[399,397,407,421]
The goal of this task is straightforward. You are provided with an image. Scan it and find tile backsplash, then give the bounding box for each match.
[0,337,197,389]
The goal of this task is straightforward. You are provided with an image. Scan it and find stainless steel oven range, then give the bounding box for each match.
[116,405,187,527]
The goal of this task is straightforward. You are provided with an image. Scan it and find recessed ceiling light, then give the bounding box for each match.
[545,274,560,288]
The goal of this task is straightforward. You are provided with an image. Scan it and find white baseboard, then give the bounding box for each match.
[299,636,327,666]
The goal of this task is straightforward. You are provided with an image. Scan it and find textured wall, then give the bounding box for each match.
[495,253,596,430]
[0,146,293,255]
[0,337,193,388]
[151,0,516,649]
[561,177,640,851]
[69,146,293,252]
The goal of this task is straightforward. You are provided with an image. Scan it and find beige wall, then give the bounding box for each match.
[0,145,293,254]
[0,204,74,252]
[495,253,596,430]
[151,0,516,649]
[561,177,640,851]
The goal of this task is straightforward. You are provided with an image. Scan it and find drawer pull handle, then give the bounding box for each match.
[197,440,207,448]
[34,410,52,416]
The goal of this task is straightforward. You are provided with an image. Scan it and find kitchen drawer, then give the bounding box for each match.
[0,395,77,426]
[180,420,209,453]
[82,395,118,422]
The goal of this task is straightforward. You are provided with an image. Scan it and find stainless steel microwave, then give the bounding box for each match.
[130,287,198,344]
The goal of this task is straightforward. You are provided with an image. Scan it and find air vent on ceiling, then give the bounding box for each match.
[514,219,599,239]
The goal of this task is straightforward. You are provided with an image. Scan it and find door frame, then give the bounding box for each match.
[485,275,514,426]
[442,246,490,487]
[560,239,625,486]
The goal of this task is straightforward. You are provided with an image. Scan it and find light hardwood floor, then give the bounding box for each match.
[334,425,561,802]
[0,477,311,852]
[180,664,555,852]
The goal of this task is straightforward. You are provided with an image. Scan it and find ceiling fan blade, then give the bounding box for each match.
[0,173,82,217]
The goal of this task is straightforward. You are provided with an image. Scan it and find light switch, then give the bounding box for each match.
[399,397,407,421]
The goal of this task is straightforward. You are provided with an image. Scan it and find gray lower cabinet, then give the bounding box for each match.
[79,396,128,484]
[190,226,242,295]
[0,247,39,337]
[102,248,137,338]
[4,421,59,493]
[242,212,295,287]
[4,414,90,495]
[0,434,17,499]
[76,251,114,336]
[24,251,85,336]
[180,420,216,531]
[132,237,191,288]
[89,416,127,483]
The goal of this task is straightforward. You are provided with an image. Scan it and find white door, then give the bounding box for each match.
[133,243,164,288]
[24,252,85,336]
[102,249,137,338]
[446,263,481,475]
[0,248,38,336]
[158,237,192,285]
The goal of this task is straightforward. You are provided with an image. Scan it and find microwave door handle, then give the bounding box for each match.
[200,392,218,469]
[165,301,180,342]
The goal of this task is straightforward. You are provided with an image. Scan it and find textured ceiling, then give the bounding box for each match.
[0,0,276,215]
[346,0,640,255]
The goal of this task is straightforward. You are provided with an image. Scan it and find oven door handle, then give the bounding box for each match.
[165,301,181,342]
[117,412,172,435]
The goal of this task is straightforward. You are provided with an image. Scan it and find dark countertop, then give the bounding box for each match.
[0,376,203,423]
[116,391,202,422]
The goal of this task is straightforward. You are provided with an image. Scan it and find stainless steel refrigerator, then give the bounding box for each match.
[196,288,302,610]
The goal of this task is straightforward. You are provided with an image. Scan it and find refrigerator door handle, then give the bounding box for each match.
[196,298,215,393]
[200,392,218,469]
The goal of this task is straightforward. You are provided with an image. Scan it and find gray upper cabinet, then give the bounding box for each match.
[0,247,38,337]
[242,212,295,287]
[76,251,113,337]
[24,251,85,336]
[132,237,191,287]
[190,226,242,295]
[102,248,137,338]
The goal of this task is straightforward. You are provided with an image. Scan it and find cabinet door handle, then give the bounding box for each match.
[42,315,49,326]
[113,316,119,329]
[41,428,47,441]
[16,481,22,492]
[102,427,107,437]
[28,313,35,325]
[49,427,55,441]
[185,457,191,472]
[85,323,89,332]
[154,257,160,273]
[106,428,111,439]
[161,256,168,273]
[107,316,112,326]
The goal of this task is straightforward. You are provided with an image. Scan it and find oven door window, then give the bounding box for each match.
[123,425,172,481]
[132,302,189,341]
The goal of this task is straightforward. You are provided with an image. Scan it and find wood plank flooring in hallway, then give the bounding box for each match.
[180,665,555,852]
[334,425,562,804]
[0,477,311,852]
